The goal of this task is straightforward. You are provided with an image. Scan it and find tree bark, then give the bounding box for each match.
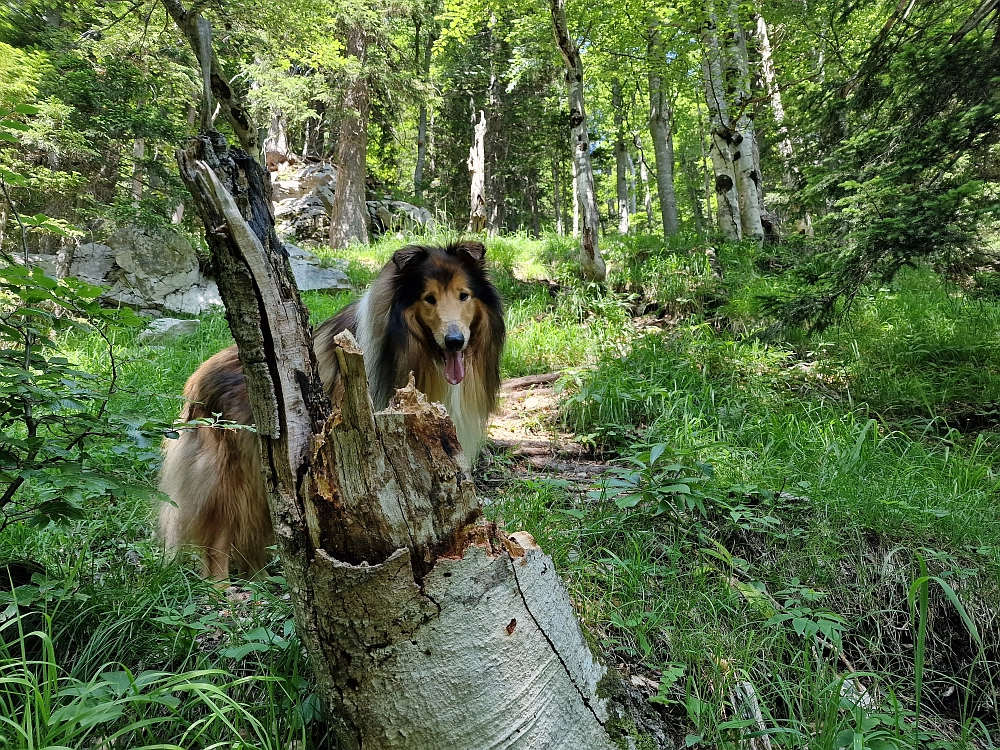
[701,1,741,242]
[549,0,606,281]
[612,79,630,234]
[626,152,637,216]
[647,29,680,239]
[553,158,563,235]
[131,138,144,201]
[634,134,655,228]
[328,25,371,249]
[413,19,433,202]
[572,160,580,238]
[486,68,505,236]
[723,0,764,245]
[467,107,487,232]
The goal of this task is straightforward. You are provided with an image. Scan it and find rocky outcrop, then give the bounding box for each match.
[271,162,435,242]
[366,199,435,235]
[103,225,222,315]
[24,224,351,314]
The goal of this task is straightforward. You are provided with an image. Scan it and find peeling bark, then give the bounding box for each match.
[468,107,487,233]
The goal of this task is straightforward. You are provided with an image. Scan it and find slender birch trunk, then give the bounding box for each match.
[467,107,487,232]
[634,134,655,228]
[329,26,371,248]
[701,1,741,241]
[626,152,637,215]
[647,27,680,238]
[486,65,505,236]
[757,14,811,235]
[612,79,630,234]
[549,0,606,281]
[723,0,763,244]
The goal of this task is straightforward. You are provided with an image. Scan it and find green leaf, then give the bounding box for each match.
[13,104,40,115]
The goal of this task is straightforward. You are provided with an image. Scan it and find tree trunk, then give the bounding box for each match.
[303,101,326,159]
[626,152,637,216]
[681,145,706,233]
[131,138,144,201]
[553,158,563,235]
[328,25,370,249]
[647,28,680,238]
[413,19,433,202]
[757,14,811,236]
[723,0,764,245]
[695,96,714,233]
[572,161,580,238]
[263,110,292,171]
[467,107,487,232]
[701,1,741,242]
[549,0,606,281]
[634,135,655,228]
[486,63,505,236]
[612,79,630,234]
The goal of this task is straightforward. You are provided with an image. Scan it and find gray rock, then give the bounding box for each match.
[271,162,337,202]
[106,226,200,300]
[283,243,351,292]
[71,243,115,285]
[161,281,224,315]
[139,317,201,341]
[366,200,436,235]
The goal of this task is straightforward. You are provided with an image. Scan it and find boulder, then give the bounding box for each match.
[138,317,201,342]
[366,200,436,236]
[285,242,351,292]
[71,243,116,286]
[102,226,222,315]
[272,162,337,202]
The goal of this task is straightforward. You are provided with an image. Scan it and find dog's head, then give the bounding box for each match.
[389,241,501,385]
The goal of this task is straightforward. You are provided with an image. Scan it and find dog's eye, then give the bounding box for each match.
[425,295,436,305]
[459,292,469,301]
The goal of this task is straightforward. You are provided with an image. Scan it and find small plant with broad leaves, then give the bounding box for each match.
[592,442,714,525]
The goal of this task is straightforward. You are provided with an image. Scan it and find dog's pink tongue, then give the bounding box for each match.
[444,350,465,385]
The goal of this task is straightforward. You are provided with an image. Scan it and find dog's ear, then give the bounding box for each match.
[392,246,427,270]
[455,241,486,262]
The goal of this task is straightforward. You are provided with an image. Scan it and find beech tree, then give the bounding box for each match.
[549,0,606,280]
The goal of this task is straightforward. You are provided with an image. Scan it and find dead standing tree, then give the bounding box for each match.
[166,5,675,748]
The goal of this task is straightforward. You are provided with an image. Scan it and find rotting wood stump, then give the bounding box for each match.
[177,129,674,750]
[301,331,618,748]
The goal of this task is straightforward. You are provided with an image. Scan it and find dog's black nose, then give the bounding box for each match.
[444,331,465,351]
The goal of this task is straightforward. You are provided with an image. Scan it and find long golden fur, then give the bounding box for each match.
[159,241,505,578]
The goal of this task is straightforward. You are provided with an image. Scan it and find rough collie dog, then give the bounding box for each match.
[159,241,505,578]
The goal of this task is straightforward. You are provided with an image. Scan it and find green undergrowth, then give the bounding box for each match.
[4,232,1000,747]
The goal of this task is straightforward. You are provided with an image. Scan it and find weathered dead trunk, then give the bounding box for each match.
[263,110,293,171]
[468,107,487,232]
[328,25,371,249]
[647,28,680,239]
[701,1,741,241]
[549,0,606,281]
[612,79,630,234]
